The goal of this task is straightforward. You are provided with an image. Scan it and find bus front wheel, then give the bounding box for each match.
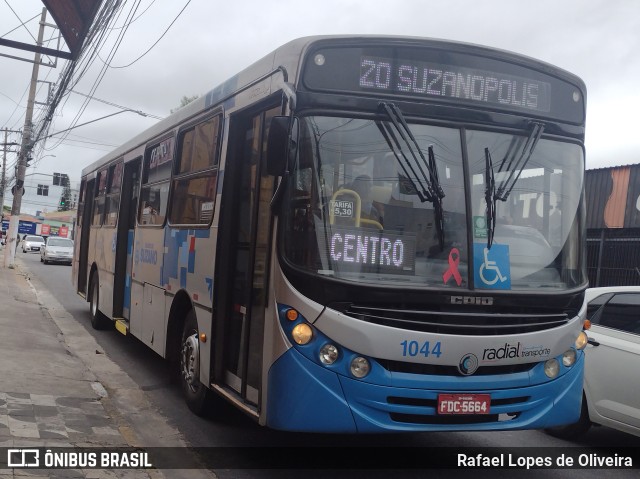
[544,392,592,439]
[180,310,211,415]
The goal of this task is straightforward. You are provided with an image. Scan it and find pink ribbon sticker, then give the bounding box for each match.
[443,248,462,286]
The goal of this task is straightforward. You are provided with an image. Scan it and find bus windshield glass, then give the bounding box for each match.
[282,116,585,290]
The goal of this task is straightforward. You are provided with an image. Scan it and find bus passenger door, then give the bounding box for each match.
[113,158,141,320]
[77,179,95,296]
[216,104,280,408]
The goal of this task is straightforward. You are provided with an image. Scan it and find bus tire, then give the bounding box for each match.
[544,392,591,439]
[180,310,211,415]
[89,274,110,330]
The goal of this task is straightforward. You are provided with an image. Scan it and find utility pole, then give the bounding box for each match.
[4,7,47,269]
[0,128,21,211]
[1,128,22,247]
[1,131,4,214]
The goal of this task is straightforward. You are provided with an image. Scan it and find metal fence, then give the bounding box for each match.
[587,228,640,287]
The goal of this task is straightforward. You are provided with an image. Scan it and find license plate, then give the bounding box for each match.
[437,394,490,415]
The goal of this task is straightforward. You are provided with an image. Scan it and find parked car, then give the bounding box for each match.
[40,237,74,265]
[22,235,46,253]
[546,286,640,439]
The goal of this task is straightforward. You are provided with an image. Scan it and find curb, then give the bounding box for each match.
[14,257,216,479]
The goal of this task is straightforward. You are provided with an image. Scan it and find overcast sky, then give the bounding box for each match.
[1,0,638,193]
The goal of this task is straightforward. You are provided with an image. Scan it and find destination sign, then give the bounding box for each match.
[359,56,551,113]
[302,45,585,123]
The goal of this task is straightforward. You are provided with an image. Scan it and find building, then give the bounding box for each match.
[2,172,79,216]
[585,163,640,286]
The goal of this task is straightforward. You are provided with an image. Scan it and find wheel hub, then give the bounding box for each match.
[181,333,200,390]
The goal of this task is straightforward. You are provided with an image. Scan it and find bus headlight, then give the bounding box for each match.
[575,331,588,350]
[350,357,370,378]
[291,323,313,345]
[562,349,577,367]
[319,344,339,365]
[544,358,560,378]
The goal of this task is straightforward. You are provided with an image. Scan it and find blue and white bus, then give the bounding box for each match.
[73,35,589,433]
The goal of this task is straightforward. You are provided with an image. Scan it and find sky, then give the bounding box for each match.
[0,0,638,208]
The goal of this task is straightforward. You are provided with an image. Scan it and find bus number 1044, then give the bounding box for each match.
[400,340,442,358]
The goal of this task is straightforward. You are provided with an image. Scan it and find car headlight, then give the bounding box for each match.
[350,356,370,378]
[291,323,313,345]
[319,344,339,365]
[562,349,577,367]
[544,358,560,378]
[575,331,588,350]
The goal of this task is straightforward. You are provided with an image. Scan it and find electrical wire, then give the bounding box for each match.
[0,12,39,38]
[70,89,164,120]
[44,0,141,147]
[30,0,131,148]
[109,0,192,69]
[2,0,38,43]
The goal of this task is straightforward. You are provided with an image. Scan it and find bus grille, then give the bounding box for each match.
[375,359,536,376]
[340,304,570,335]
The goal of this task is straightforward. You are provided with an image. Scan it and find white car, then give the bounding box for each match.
[40,237,74,265]
[22,235,46,253]
[546,286,640,438]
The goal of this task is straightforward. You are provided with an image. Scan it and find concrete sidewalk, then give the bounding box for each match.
[0,251,215,479]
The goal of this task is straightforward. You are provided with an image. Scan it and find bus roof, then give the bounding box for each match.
[81,35,585,177]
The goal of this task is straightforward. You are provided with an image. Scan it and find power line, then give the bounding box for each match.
[108,0,158,30]
[70,89,164,120]
[30,0,130,148]
[34,0,138,149]
[109,0,192,69]
[2,0,38,43]
[1,12,39,38]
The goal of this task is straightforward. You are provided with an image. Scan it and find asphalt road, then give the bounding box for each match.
[17,250,640,478]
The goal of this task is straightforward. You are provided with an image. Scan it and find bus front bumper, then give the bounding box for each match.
[266,347,584,433]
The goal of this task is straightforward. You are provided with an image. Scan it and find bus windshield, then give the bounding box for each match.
[282,115,585,291]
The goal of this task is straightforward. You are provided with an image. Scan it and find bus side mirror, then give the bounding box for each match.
[266,116,292,176]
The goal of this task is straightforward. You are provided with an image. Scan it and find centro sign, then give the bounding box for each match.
[328,227,417,274]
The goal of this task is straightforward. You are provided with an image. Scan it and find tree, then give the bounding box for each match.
[171,95,199,114]
[58,174,71,211]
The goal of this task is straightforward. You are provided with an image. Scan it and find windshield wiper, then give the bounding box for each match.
[495,121,545,201]
[377,102,446,249]
[428,145,445,250]
[378,102,445,201]
[485,121,545,249]
[484,147,497,249]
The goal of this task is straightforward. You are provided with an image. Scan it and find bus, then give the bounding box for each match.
[73,35,589,433]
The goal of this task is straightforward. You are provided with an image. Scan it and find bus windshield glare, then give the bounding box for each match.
[283,115,585,291]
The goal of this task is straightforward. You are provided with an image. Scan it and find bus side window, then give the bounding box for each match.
[104,161,123,227]
[93,169,108,226]
[169,114,221,226]
[139,137,174,226]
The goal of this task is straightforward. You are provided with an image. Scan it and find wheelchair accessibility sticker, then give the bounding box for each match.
[473,243,511,290]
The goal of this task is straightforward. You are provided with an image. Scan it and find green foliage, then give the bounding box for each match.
[170,95,199,114]
[58,174,71,211]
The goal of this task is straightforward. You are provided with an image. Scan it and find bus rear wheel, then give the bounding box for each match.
[89,274,110,330]
[180,310,211,415]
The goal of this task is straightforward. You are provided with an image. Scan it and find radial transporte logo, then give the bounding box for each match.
[458,353,479,376]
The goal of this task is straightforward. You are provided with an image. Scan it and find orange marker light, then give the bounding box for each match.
[199,333,207,342]
[583,319,591,330]
[286,309,299,321]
